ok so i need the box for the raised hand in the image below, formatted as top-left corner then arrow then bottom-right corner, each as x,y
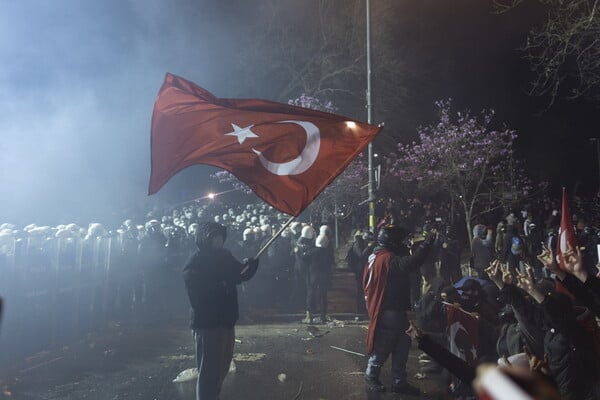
561,245 -> 588,282
485,260 -> 503,288
524,346 -> 551,376
537,245 -> 565,279
517,270 -> 544,303
524,263 -> 535,282
500,263 -> 514,285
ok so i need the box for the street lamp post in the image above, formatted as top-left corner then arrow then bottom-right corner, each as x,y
366,0 -> 376,232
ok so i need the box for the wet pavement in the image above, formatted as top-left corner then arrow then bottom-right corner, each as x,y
0,316 -> 450,400
0,270 -> 451,400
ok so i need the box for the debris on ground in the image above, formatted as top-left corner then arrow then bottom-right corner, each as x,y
326,319 -> 344,328
305,326 -> 330,338
232,353 -> 266,362
414,372 -> 427,380
229,360 -> 236,373
329,346 -> 365,357
172,368 -> 198,383
234,338 -> 242,344
277,373 -> 286,383
160,354 -> 194,362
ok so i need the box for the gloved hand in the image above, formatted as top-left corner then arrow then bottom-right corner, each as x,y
423,230 -> 438,246
245,257 -> 259,269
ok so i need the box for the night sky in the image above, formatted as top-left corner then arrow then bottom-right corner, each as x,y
1,0 -> 598,226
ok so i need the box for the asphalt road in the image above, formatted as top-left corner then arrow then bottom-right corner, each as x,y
0,268 -> 452,400
0,316 -> 451,400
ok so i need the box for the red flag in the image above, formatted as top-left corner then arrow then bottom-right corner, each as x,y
556,188 -> 578,271
149,73 -> 382,216
445,304 -> 479,367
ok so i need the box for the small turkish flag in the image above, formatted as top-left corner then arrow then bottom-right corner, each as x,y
446,304 -> 479,367
556,188 -> 578,271
149,73 -> 382,216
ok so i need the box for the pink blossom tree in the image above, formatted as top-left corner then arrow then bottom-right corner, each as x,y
388,100 -> 537,243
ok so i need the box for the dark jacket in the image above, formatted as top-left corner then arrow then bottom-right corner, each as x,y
307,246 -> 334,281
497,284 -> 547,359
540,294 -> 598,400
379,243 -> 431,312
183,246 -> 257,329
558,274 -> 600,318
294,237 -> 314,272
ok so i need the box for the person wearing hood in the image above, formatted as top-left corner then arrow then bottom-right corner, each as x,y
471,224 -> 493,278
362,224 -> 435,394
182,222 -> 259,400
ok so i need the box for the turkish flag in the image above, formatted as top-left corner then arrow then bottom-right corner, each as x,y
445,304 -> 479,367
556,188 -> 578,271
445,304 -> 479,394
149,73 -> 382,216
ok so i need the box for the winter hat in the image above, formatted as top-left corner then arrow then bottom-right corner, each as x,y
472,224 -> 486,238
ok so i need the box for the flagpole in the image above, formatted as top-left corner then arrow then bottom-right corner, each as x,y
240,215 -> 295,275
366,0 -> 376,233
254,214 -> 295,259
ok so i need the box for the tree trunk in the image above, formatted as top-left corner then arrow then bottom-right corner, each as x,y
463,202 -> 473,251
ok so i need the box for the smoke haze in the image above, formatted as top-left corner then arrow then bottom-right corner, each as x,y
0,0 -> 252,225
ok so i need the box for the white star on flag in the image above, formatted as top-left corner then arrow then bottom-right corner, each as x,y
225,123 -> 258,144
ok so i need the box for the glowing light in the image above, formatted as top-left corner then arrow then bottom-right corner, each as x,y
207,192 -> 216,199
345,121 -> 357,129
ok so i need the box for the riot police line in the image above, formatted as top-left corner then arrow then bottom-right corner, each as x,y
0,203 -> 307,366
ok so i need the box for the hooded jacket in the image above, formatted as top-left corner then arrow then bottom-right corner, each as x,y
183,245 -> 257,329
471,224 -> 492,271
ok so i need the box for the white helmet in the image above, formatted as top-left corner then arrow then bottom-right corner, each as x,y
290,222 -> 302,234
301,225 -> 316,240
261,224 -> 271,236
316,234 -> 329,248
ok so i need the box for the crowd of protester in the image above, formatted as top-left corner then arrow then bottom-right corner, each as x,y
352,198 -> 600,399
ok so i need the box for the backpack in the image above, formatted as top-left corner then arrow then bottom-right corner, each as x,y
510,235 -> 523,256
